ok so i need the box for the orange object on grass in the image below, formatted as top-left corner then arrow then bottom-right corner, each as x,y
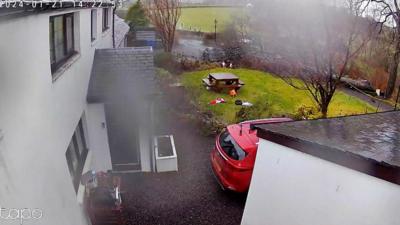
229,89 -> 237,97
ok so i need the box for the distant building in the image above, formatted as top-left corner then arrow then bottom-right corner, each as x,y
243,111 -> 400,225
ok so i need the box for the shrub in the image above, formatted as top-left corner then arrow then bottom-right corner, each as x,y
293,105 -> 320,120
235,99 -> 271,123
154,52 -> 174,67
179,57 -> 220,72
203,32 -> 216,42
239,55 -> 293,76
156,68 -> 173,80
223,46 -> 244,62
197,62 -> 220,71
199,111 -> 227,136
154,52 -> 180,73
240,56 -> 271,72
180,58 -> 201,71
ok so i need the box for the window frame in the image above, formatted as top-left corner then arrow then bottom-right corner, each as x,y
66,119 -> 89,193
91,9 -> 97,41
49,13 -> 76,74
102,8 -> 109,32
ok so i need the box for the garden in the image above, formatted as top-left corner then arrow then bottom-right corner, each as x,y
181,68 -> 376,124
126,0 -> 383,129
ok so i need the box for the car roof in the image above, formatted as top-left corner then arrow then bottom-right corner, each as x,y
227,118 -> 294,153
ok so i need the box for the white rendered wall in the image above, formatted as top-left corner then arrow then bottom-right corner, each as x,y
0,8 -> 113,225
242,139 -> 400,225
139,123 -> 152,172
85,103 -> 112,172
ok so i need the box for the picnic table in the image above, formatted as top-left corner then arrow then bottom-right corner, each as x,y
202,73 -> 245,93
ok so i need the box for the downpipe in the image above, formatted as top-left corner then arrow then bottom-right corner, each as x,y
112,6 -> 115,48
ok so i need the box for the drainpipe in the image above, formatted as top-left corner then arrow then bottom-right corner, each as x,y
112,6 -> 116,48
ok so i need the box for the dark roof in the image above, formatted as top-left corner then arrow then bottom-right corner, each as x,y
209,73 -> 239,80
114,15 -> 130,48
87,47 -> 156,104
255,111 -> 400,185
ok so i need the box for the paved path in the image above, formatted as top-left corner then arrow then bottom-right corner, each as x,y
340,88 -> 394,112
120,86 -> 246,225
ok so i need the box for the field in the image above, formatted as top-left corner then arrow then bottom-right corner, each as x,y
179,7 -> 241,33
181,68 -> 376,124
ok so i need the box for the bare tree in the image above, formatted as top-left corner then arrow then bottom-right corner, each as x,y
144,0 -> 181,52
361,0 -> 400,98
253,0 -> 373,118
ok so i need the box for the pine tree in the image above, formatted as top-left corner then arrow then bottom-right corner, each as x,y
125,0 -> 149,27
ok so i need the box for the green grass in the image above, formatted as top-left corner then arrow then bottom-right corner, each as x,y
179,7 -> 241,32
181,68 -> 377,124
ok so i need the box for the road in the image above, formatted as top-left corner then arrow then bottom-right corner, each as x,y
340,88 -> 394,112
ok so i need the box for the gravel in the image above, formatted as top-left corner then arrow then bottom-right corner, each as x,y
120,87 -> 246,225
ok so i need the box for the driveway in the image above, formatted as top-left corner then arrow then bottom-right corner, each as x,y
120,86 -> 246,225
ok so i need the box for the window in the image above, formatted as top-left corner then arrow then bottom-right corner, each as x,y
91,9 -> 97,41
66,119 -> 88,192
219,131 -> 246,161
102,8 -> 109,32
49,13 -> 76,74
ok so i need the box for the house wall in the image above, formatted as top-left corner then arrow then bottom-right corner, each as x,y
139,123 -> 152,172
0,7 -> 113,225
242,139 -> 400,225
85,103 -> 112,172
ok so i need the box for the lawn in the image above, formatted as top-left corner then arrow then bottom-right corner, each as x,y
181,68 -> 377,124
179,7 -> 241,32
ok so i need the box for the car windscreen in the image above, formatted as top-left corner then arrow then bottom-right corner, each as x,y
219,131 -> 246,161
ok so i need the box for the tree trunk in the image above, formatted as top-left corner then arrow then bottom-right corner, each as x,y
318,88 -> 332,119
386,34 -> 400,98
162,31 -> 174,52
320,103 -> 328,119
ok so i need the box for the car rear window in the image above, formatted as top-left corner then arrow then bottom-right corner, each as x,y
219,131 -> 246,161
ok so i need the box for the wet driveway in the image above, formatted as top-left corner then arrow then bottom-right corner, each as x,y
120,86 -> 246,225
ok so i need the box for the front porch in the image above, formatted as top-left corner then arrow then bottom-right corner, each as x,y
87,47 -> 156,172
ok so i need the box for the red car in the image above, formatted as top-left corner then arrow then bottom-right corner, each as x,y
210,118 -> 293,192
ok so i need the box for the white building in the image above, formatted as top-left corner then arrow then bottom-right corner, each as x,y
0,2 -> 153,225
242,111 -> 400,225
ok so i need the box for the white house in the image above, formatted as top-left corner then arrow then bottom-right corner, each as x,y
0,2 -> 154,225
242,111 -> 400,225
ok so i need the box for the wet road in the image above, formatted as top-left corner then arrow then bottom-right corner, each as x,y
173,35 -> 214,59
